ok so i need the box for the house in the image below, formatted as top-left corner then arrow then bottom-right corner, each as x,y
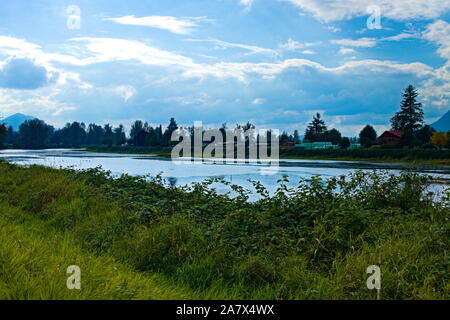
281,141 -> 295,147
379,131 -> 404,145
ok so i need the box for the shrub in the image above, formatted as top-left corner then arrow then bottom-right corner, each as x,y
0,160 -> 448,299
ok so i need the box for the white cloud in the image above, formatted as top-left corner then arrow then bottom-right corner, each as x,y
187,38 -> 278,56
423,20 -> 450,59
0,36 -> 41,57
0,35 -> 440,104
279,39 -> 302,51
301,50 -> 315,55
252,98 -> 265,105
420,20 -> 450,108
240,0 -> 255,9
284,0 -> 450,22
70,37 -> 196,68
70,37 -> 433,81
331,32 -> 419,52
327,26 -> 341,33
0,35 -> 437,86
105,15 -> 212,35
432,99 -> 449,107
183,58 -> 433,83
146,93 -> 212,106
331,38 -> 377,48
382,33 -> 419,41
278,39 -> 320,51
282,110 -> 301,116
0,35 -> 90,89
339,47 -> 356,55
113,85 -> 136,101
0,87 -> 76,117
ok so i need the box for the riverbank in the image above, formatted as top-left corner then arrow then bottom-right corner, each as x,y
0,160 -> 447,299
84,146 -> 450,166
280,155 -> 450,166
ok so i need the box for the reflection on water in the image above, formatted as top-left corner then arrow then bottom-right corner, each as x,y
1,149 -> 449,199
167,177 -> 178,188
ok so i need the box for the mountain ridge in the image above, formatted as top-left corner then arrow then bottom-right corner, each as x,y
0,113 -> 36,131
431,110 -> 450,132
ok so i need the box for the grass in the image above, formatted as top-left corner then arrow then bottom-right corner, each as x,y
279,148 -> 450,166
0,160 -> 448,300
0,211 -> 189,300
279,154 -> 450,166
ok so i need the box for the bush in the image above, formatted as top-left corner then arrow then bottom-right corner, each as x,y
0,160 -> 448,299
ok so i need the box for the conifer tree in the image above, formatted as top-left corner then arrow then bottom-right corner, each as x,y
305,113 -> 327,142
391,85 -> 424,132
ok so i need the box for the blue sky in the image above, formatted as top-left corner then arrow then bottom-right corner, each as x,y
0,0 -> 449,136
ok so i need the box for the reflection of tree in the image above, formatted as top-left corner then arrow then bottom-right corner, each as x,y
167,177 -> 178,188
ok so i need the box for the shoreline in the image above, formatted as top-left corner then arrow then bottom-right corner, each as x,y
2,146 -> 449,169
82,147 -> 450,167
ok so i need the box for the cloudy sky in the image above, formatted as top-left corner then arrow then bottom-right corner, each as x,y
0,0 -> 449,136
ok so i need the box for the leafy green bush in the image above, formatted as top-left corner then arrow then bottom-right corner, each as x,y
0,160 -> 448,299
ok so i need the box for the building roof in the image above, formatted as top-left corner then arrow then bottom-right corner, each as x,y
380,130 -> 404,138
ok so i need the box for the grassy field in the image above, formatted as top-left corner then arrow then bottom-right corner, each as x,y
0,160 -> 448,300
0,215 -> 189,300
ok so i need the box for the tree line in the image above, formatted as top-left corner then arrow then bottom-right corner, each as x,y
0,85 -> 448,150
293,85 -> 448,149
360,85 -> 449,149
0,118 -> 180,150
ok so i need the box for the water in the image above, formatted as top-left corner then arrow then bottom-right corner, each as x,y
1,149 -> 449,199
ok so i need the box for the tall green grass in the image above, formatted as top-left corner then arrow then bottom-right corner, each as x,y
0,160 -> 448,300
0,212 -> 189,300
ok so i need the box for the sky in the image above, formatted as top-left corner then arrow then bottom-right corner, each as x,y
0,0 -> 449,136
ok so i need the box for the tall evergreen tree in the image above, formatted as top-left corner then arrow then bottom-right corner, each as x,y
163,118 -> 179,146
391,85 -> 424,132
305,113 -> 327,142
103,124 -> 114,147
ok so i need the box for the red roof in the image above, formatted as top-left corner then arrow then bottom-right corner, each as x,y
381,131 -> 404,138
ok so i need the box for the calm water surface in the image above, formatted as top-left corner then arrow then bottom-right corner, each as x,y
1,149 -> 449,199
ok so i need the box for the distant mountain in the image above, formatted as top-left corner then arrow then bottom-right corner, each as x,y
431,110 -> 450,132
0,113 -> 35,131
